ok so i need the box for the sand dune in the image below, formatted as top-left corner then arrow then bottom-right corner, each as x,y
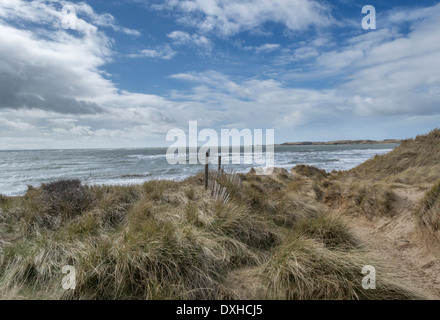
0,130 -> 439,299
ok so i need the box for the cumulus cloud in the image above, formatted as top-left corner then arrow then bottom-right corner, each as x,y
0,0 -> 140,36
1,0 -> 439,149
0,17 -> 112,114
0,0 -> 183,148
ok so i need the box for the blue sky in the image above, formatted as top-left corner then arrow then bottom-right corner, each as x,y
0,0 -> 439,149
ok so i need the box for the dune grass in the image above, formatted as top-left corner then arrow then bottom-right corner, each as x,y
417,179 -> 440,239
260,232 -> 419,300
0,168 -> 423,300
348,128 -> 440,184
304,129 -> 440,219
5,128 -> 440,299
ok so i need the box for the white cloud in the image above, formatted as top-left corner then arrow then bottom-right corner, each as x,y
0,0 -> 182,148
169,4 -> 440,128
167,30 -> 213,53
155,0 -> 333,36
170,70 -> 339,130
255,43 -> 280,53
128,44 -> 177,59
0,0 -> 140,36
0,14 -> 113,114
275,46 -> 319,64
268,3 -> 440,118
320,6 -> 440,116
0,117 -> 36,131
74,2 -> 141,36
1,0 -> 440,149
233,41 -> 281,54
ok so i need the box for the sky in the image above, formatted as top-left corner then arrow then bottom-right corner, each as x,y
0,0 -> 439,149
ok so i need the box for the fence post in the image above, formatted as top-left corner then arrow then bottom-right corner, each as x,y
218,155 -> 221,172
205,151 -> 209,190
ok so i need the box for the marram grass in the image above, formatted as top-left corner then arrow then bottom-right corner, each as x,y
0,155 -> 430,299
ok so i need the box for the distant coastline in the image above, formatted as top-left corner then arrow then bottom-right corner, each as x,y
278,139 -> 402,146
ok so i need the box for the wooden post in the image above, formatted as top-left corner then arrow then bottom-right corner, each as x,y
205,151 -> 209,190
218,155 -> 221,172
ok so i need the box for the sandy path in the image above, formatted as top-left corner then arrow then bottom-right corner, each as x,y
333,187 -> 440,299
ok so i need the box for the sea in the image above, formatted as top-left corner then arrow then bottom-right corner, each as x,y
0,144 -> 398,196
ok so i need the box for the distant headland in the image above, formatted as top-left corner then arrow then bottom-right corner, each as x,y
278,139 -> 402,146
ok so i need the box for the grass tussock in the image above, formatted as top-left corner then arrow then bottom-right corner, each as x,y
334,182 -> 395,219
0,170 -> 424,300
293,215 -> 360,250
417,179 -> 440,239
41,180 -> 95,218
293,165 -> 328,180
261,233 -> 420,300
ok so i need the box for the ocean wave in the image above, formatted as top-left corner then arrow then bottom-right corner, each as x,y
0,146 -> 396,196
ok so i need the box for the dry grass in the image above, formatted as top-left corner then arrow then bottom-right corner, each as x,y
348,128 -> 440,184
310,129 -> 440,219
292,165 -> 328,180
261,233 -> 420,300
0,150 -> 431,299
417,179 -> 440,239
332,181 -> 395,219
